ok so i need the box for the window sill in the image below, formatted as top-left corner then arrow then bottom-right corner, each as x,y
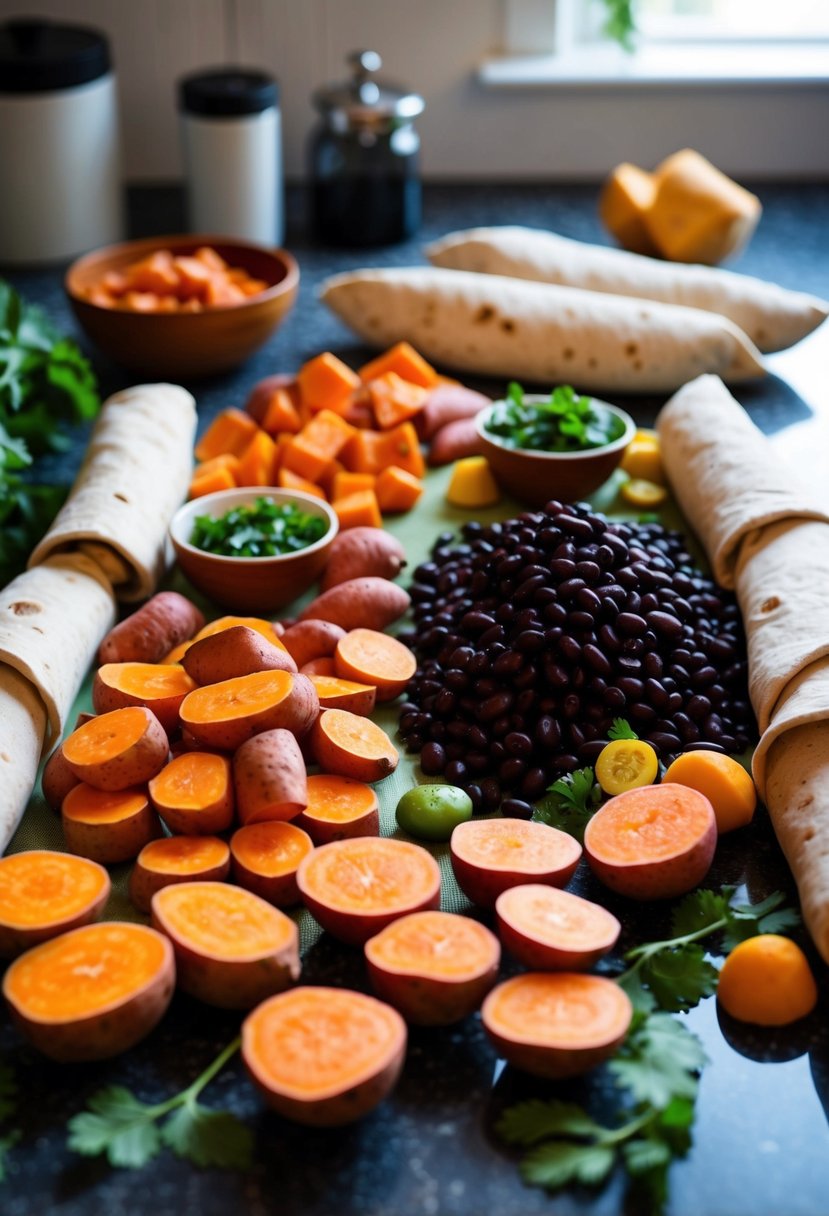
479,43 -> 829,89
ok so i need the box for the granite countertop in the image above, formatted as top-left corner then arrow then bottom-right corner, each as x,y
2,182 -> 829,1216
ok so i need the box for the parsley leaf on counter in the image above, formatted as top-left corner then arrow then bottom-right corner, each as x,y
68,1036 -> 252,1172
533,767 -> 601,842
608,718 -> 638,741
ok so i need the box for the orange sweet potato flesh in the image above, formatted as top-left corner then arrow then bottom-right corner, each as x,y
334,489 -> 382,530
179,670 -> 319,751
129,836 -> 231,914
374,467 -> 423,514
320,528 -> 406,591
334,629 -> 416,702
278,467 -> 326,498
0,851 -> 111,958
481,972 -> 633,1079
310,708 -> 398,784
365,910 -> 500,1026
233,728 -> 308,825
196,408 -> 259,462
149,752 -> 235,835
182,625 -> 297,685
295,774 -> 379,844
297,837 -> 440,945
358,342 -> 438,389
151,880 -> 300,1009
62,706 -> 169,791
236,429 -> 278,487
2,922 -> 175,1061
242,986 -> 407,1126
450,818 -> 582,908
62,784 -> 162,864
98,592 -> 205,665
298,577 -> 410,632
193,616 -> 288,651
245,373 -> 296,425
297,352 -> 361,411
495,885 -> 621,971
92,663 -> 197,734
308,674 -> 376,717
368,372 -> 428,430
230,821 -> 314,906
280,620 -> 347,669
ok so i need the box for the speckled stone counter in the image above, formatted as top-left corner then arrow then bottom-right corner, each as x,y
2,182 -> 829,1216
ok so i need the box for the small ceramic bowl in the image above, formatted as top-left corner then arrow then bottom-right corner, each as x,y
476,397 -> 636,507
65,234 -> 299,379
170,488 -> 338,614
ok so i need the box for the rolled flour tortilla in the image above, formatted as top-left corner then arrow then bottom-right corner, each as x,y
29,383 -> 197,601
0,554 -> 116,851
321,267 -> 765,395
427,226 -> 828,354
656,375 -> 829,589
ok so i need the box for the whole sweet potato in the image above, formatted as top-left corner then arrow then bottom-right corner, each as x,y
298,578 -> 410,632
416,385 -> 491,441
281,620 -> 347,669
183,625 -> 297,686
320,528 -> 406,592
233,728 -> 308,825
98,592 -> 205,665
427,417 -> 484,467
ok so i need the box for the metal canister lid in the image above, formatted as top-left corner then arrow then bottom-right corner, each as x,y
0,18 -> 111,93
179,68 -> 279,118
313,51 -> 424,128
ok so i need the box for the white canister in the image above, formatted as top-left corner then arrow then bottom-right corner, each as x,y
0,18 -> 122,265
179,68 -> 283,247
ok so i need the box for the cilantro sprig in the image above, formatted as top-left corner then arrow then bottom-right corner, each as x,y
485,382 -> 626,453
67,1036 -> 252,1171
190,496 -> 327,558
533,767 -> 601,842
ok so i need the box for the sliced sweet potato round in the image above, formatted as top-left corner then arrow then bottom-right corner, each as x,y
334,629 -> 416,702
148,752 -> 234,834
151,880 -> 300,1009
297,837 -> 441,945
365,910 -> 500,1025
242,986 -> 406,1126
307,674 -> 377,717
450,819 -> 583,908
481,972 -> 633,1079
2,922 -> 175,1061
92,663 -> 197,734
230,821 -> 314,906
295,774 -> 380,844
495,884 -> 621,971
179,670 -> 319,751
310,709 -> 398,783
62,784 -> 162,864
62,706 -> 169,791
129,835 -> 231,913
0,851 -> 111,958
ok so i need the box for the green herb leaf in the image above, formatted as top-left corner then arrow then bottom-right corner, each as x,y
608,717 -> 638,741
670,888 -> 731,939
609,1014 -> 706,1110
533,767 -> 601,841
160,1102 -> 253,1170
190,496 -> 327,558
639,945 -> 719,1014
484,383 -> 625,453
521,1141 -> 617,1190
68,1087 -> 162,1169
622,1136 -> 672,1176
497,1100 -> 603,1146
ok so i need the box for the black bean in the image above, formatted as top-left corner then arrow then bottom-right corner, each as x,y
479,779 -> 502,810
500,757 -> 527,784
444,759 -> 468,785
465,752 -> 490,775
493,650 -> 523,678
505,731 -> 533,757
479,691 -> 513,721
560,635 -> 582,663
605,686 -> 626,710
687,694 -> 711,722
535,716 -> 562,749
559,514 -> 594,541
598,624 -> 621,652
420,742 -> 447,775
648,731 -> 682,755
692,665 -> 718,689
558,577 -> 586,600
629,702 -> 656,723
648,611 -> 683,639
617,676 -> 644,698
461,611 -> 496,635
521,767 -> 548,800
579,739 -> 608,764
617,612 -> 647,637
577,587 -> 602,614
405,732 -> 424,752
550,752 -> 579,772
584,644 -> 611,676
491,716 -> 511,739
501,798 -> 534,820
563,694 -> 581,719
514,608 -> 540,630
576,560 -> 601,582
643,653 -> 664,678
516,629 -> 545,653
683,740 -> 726,755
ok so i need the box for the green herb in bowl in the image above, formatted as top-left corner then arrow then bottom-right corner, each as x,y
190,496 -> 327,558
485,382 -> 627,453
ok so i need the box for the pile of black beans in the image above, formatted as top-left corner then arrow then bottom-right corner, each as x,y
397,499 -> 756,818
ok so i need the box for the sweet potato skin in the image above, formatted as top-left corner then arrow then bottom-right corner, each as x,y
320,528 -> 406,592
298,577 -> 410,632
182,625 -> 297,685
2,924 -> 175,1062
98,592 -> 205,665
179,672 -> 320,751
449,820 -> 582,908
62,786 -> 163,864
63,708 -> 170,791
129,839 -> 231,913
416,384 -> 491,441
233,729 -> 308,825
427,417 -> 484,467
41,746 -> 81,812
280,620 -> 347,669
92,664 -> 196,735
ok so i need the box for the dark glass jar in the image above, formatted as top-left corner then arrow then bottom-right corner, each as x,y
310,50 -> 424,247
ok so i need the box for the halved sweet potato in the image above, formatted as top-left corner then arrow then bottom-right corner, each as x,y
365,910 -> 500,1025
2,922 -> 175,1061
92,663 -> 197,734
295,773 -> 380,844
148,752 -> 234,835
0,851 -> 110,958
297,837 -> 441,945
62,706 -> 169,791
151,881 -> 300,1008
334,629 -> 416,702
179,670 -> 319,751
308,674 -> 376,716
182,625 -> 297,685
481,972 -> 633,1079
192,615 -> 288,650
242,986 -> 406,1126
495,885 -> 621,971
62,784 -> 162,864
310,709 -> 398,783
450,819 -> 582,908
129,835 -> 231,913
233,728 -> 307,825
230,821 -> 314,906
42,746 -> 81,812
280,620 -> 347,669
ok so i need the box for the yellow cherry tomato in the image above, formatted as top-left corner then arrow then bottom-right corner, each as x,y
621,478 -> 668,508
595,739 -> 659,795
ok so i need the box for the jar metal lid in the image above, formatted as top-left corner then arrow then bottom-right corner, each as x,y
313,50 -> 424,128
0,18 -> 111,93
179,67 -> 279,117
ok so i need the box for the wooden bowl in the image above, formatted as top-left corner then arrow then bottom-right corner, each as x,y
65,235 -> 299,379
170,488 -> 338,614
476,398 -> 636,507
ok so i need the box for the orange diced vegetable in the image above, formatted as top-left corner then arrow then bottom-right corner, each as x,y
332,471 -> 376,501
358,342 -> 438,389
368,372 -> 428,430
300,409 -> 357,460
281,434 -> 334,484
375,466 -> 423,513
195,408 -> 260,462
297,352 -> 361,411
278,468 -> 326,499
235,429 -> 278,487
334,490 -> 382,530
260,389 -> 302,436
189,465 -> 237,498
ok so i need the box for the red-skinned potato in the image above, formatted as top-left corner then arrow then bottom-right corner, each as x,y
583,783 -> 717,900
482,972 -> 633,1079
495,885 -> 621,971
182,625 -> 297,685
450,818 -> 582,908
0,851 -> 111,958
92,663 -> 197,735
365,910 -> 500,1025
98,592 -> 205,665
2,922 -> 175,1061
242,986 -> 406,1126
280,620 -> 347,669
244,373 -> 295,424
320,528 -> 406,592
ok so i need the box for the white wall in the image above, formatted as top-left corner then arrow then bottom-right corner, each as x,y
2,0 -> 828,180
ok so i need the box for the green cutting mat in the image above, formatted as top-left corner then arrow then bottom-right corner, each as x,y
8,465 -> 684,955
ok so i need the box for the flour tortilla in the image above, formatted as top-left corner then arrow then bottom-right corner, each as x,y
427,226 -> 828,354
29,383 -> 197,601
656,375 -> 829,588
320,267 -> 765,395
0,666 -> 47,853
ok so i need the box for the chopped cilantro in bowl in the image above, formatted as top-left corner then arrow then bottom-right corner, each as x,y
484,382 -> 628,453
189,496 -> 328,558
